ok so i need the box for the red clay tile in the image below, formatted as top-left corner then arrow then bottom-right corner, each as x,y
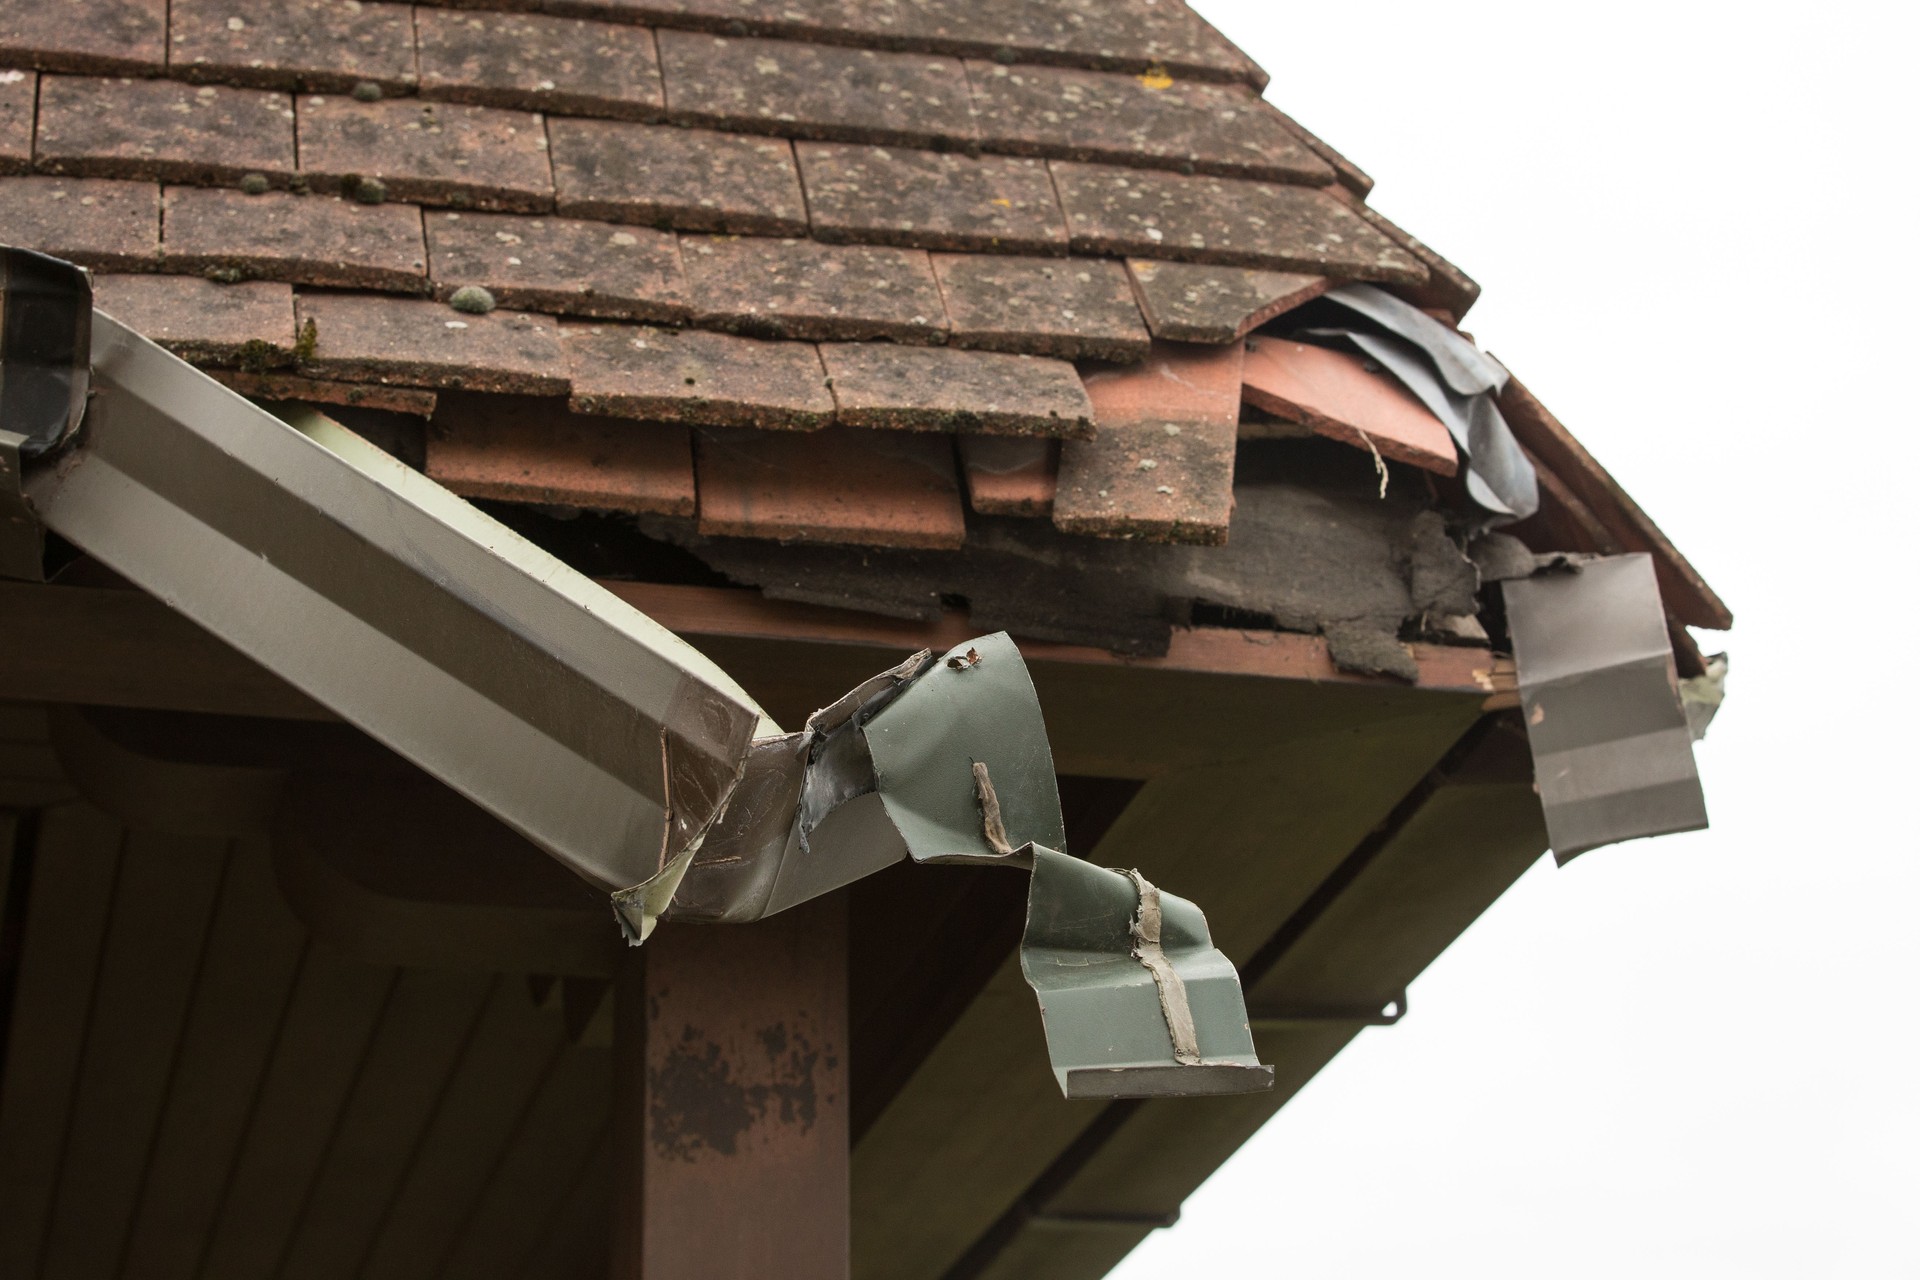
163,187 -> 428,291
1242,336 -> 1459,476
658,32 -> 972,148
0,69 -> 31,174
1126,259 -> 1328,344
933,254 -> 1148,361
210,369 -> 439,416
1054,341 -> 1243,544
0,0 -> 164,75
295,292 -> 570,394
959,435 -> 1055,517
169,0 -> 420,93
1050,162 -> 1428,284
0,176 -> 159,269
549,119 -> 805,234
821,343 -> 1093,437
694,423 -> 966,549
92,274 -> 297,365
36,77 -> 297,185
298,96 -> 555,213
798,142 -> 1066,254
967,62 -> 1330,184
425,210 -> 687,321
417,9 -> 664,120
681,235 -> 946,343
426,392 -> 695,515
565,323 -> 833,429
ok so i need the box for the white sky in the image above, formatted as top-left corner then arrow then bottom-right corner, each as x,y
1112,3 -> 1920,1275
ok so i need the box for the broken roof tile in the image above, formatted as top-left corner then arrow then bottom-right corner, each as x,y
91,274 -> 297,365
694,424 -> 966,549
162,187 -> 428,291
933,253 -> 1148,362
36,77 -> 297,186
417,9 -> 665,120
657,31 -> 974,148
426,392 -> 695,516
798,143 -> 1066,254
298,96 -> 555,213
295,292 -> 570,394
565,323 -> 834,429
1126,259 -> 1328,343
550,119 -> 806,234
966,62 -> 1331,184
1050,161 -> 1428,284
209,368 -> 439,416
0,0 -> 164,75
959,435 -> 1056,517
0,69 -> 32,174
821,343 -> 1093,437
1242,336 -> 1459,476
0,176 -> 159,270
169,0 -> 420,94
425,210 -> 688,322
681,235 -> 946,343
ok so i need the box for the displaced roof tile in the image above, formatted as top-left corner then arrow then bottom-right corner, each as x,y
91,274 -> 297,365
425,210 -> 688,322
0,69 -> 32,174
565,323 -> 833,428
694,424 -> 966,549
0,176 -> 159,269
162,187 -> 428,291
295,292 -> 570,395
549,118 -> 806,234
426,392 -> 695,516
1126,259 -> 1328,343
417,9 -> 665,120
36,77 -> 297,185
798,142 -> 1066,254
209,369 -> 439,416
1242,336 -> 1459,476
933,253 -> 1148,361
1347,199 -> 1481,319
169,0 -> 420,93
0,0 -> 164,75
681,235 -> 946,343
298,96 -> 556,213
821,343 -> 1093,437
958,435 -> 1055,517
966,62 -> 1331,184
657,31 -> 973,148
1050,161 -> 1428,284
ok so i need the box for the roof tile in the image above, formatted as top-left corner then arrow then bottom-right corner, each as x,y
1050,161 -> 1428,283
209,369 -> 439,416
0,0 -> 164,75
565,323 -> 834,428
295,292 -> 570,394
36,77 -> 297,185
162,187 -> 428,291
297,96 -> 555,212
958,435 -> 1055,517
933,253 -> 1148,361
426,392 -> 695,516
425,210 -> 688,321
966,62 -> 1330,184
1126,259 -> 1328,343
694,423 -> 966,549
657,31 -> 973,148
91,274 -> 297,365
681,235 -> 946,343
1242,336 -> 1459,475
0,176 -> 159,269
0,69 -> 31,174
417,9 -> 665,120
798,142 -> 1066,253
821,343 -> 1093,437
169,0 -> 420,93
549,118 -> 806,234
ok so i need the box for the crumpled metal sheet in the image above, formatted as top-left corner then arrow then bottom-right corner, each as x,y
1503,554 -> 1709,862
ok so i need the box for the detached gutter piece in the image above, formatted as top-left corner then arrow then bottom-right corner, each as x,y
1502,553 -> 1709,862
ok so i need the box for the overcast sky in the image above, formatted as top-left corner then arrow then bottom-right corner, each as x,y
1112,3 -> 1918,1276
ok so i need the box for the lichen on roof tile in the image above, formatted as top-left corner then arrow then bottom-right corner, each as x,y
565,323 -> 834,429
681,235 -> 948,343
550,119 -> 807,234
799,142 -> 1068,253
934,253 -> 1148,362
0,69 -> 33,174
163,187 -> 429,291
1127,259 -> 1329,343
0,175 -> 159,270
169,0 -> 420,93
821,343 -> 1094,437
426,211 -> 688,322
417,8 -> 666,120
0,0 -> 164,75
297,96 -> 556,213
36,76 -> 297,186
91,274 -> 297,365
294,292 -> 570,395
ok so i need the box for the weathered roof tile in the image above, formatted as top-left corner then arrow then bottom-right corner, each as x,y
162,187 -> 428,291
1243,336 -> 1459,476
934,253 -> 1148,361
36,77 -> 297,185
91,274 -> 297,365
0,176 -> 160,269
169,0 -> 420,93
821,343 -> 1093,436
799,142 -> 1067,253
1127,259 -> 1328,343
682,235 -> 947,342
209,369 -> 439,416
417,9 -> 665,120
426,211 -> 687,321
298,96 -> 555,212
958,435 -> 1055,517
295,292 -> 570,394
0,69 -> 32,174
565,323 -> 834,428
549,119 -> 806,234
695,424 -> 966,549
426,392 -> 695,516
0,0 -> 164,75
